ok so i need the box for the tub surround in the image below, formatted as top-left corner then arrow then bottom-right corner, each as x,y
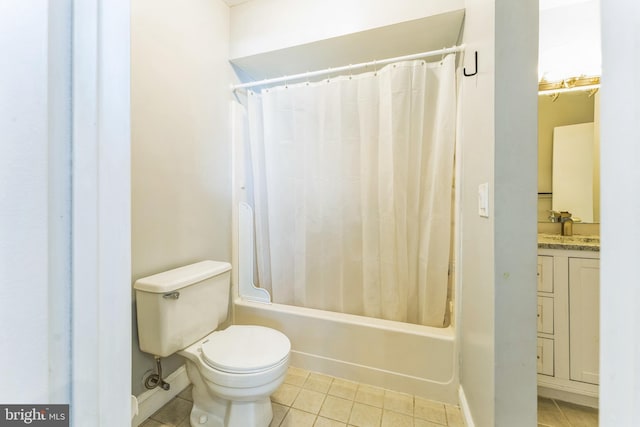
538,233 -> 600,252
233,299 -> 457,404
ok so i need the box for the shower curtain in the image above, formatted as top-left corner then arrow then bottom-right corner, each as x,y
245,55 -> 457,327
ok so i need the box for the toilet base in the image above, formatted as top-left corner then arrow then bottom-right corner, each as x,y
189,398 -> 273,427
184,359 -> 275,427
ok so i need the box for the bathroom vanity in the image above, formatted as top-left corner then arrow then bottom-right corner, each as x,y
537,234 -> 600,408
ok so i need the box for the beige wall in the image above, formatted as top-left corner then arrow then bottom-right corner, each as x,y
131,0 -> 231,396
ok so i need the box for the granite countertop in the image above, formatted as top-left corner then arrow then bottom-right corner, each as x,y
538,233 -> 600,252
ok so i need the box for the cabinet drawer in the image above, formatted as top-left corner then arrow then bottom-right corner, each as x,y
537,256 -> 554,293
537,337 -> 554,376
537,296 -> 554,334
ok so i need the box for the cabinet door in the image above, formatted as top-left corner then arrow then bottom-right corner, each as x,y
569,257 -> 600,385
537,256 -> 554,293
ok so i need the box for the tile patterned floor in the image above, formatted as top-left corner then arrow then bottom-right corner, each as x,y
538,397 -> 598,427
140,367 -> 598,427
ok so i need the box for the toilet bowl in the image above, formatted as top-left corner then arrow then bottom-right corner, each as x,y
133,261 -> 291,427
179,325 -> 290,427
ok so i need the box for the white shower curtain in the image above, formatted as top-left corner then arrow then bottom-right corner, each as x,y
246,55 -> 457,327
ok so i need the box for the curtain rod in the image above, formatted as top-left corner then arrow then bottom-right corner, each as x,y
231,44 -> 466,91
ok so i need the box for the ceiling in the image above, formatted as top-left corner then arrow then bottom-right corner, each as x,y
223,0 -> 252,6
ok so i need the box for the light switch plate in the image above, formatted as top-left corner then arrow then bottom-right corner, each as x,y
478,182 -> 489,218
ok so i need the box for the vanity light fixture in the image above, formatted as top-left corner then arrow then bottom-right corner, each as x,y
538,76 -> 600,97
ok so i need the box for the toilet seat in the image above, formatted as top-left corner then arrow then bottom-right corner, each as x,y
201,325 -> 290,374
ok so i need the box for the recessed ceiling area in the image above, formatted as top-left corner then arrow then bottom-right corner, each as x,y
230,10 -> 465,83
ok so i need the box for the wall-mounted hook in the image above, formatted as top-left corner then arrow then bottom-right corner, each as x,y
463,51 -> 478,77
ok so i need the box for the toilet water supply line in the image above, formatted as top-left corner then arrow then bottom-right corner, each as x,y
231,44 -> 467,91
145,356 -> 171,391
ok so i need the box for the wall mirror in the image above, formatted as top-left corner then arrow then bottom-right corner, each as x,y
538,88 -> 600,223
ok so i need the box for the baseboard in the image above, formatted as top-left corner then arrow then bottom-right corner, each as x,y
131,365 -> 191,427
537,385 -> 599,409
458,385 -> 475,427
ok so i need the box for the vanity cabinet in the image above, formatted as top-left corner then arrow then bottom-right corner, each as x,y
568,258 -> 600,385
537,246 -> 599,407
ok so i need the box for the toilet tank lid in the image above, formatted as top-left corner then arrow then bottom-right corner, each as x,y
133,260 -> 231,293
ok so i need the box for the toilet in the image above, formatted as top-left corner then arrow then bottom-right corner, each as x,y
134,261 -> 290,427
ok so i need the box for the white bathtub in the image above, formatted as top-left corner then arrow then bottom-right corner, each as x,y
233,298 -> 458,404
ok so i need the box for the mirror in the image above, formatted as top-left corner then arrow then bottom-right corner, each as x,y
538,90 -> 600,223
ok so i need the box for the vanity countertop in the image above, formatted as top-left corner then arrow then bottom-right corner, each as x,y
538,233 -> 600,252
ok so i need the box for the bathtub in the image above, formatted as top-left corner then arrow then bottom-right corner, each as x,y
232,298 -> 458,404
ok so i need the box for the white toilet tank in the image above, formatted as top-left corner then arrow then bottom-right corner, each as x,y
134,260 -> 231,357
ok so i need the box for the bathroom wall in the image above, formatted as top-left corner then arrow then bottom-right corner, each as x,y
2,2 -> 132,422
458,0 -> 538,426
229,0 -> 465,60
131,0 -> 232,396
600,1 -> 640,422
0,2 -> 66,403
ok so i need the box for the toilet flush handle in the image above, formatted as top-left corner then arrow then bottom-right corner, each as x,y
163,291 -> 180,300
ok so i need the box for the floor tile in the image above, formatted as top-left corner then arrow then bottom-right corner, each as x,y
537,398 -> 571,427
314,416 -> 348,427
349,402 -> 382,427
280,408 -> 317,427
146,367 -> 606,427
304,372 -> 334,393
414,396 -> 447,425
445,404 -> 465,427
384,389 -> 413,416
150,397 -> 192,425
319,395 -> 353,423
177,385 -> 193,402
292,389 -> 326,414
140,419 -> 172,427
415,418 -> 448,427
288,366 -> 311,377
381,409 -> 413,427
285,367 -> 310,387
328,378 -> 358,400
271,403 -> 289,427
555,400 -> 598,427
272,383 -> 302,406
354,384 -> 384,408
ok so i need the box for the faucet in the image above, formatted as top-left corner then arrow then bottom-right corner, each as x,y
559,211 -> 573,236
548,210 -> 561,223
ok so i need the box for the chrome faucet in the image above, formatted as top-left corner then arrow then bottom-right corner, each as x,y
559,211 -> 573,236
